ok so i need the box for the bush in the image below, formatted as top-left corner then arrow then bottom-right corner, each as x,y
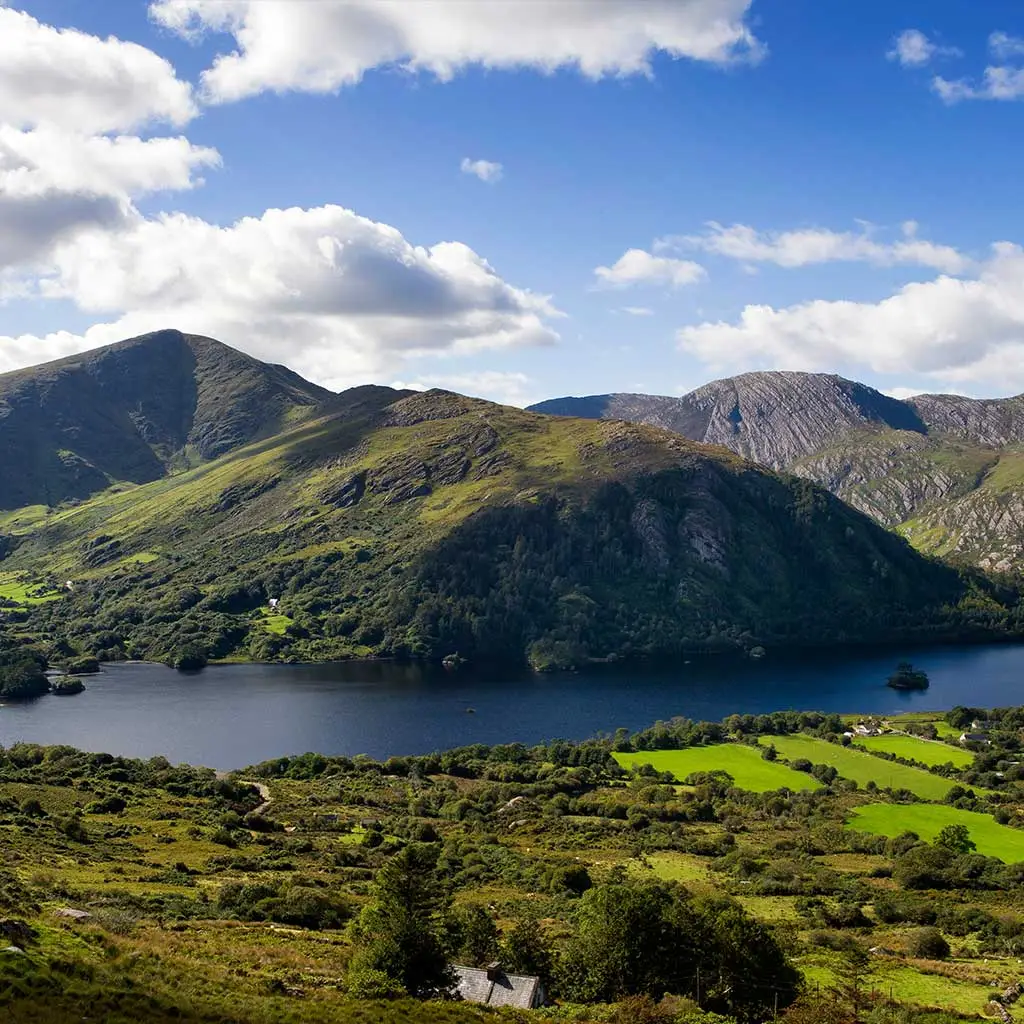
346,967 -> 406,1000
909,927 -> 950,960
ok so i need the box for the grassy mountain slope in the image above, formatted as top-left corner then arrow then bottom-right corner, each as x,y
530,375 -> 1024,572
1,382 -> 1017,669
0,330 -> 330,509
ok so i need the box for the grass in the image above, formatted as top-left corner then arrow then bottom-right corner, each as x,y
847,804 -> 1024,863
798,954 -> 996,1015
762,735 -> 972,801
856,733 -> 975,769
260,614 -> 293,635
613,745 -> 823,793
0,571 -> 63,606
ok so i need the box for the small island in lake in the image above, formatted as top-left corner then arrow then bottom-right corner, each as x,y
887,660 -> 930,690
50,676 -> 85,696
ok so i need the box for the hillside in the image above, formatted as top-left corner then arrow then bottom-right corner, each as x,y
0,330 -> 331,509
0,347 -> 1017,668
530,374 -> 1024,572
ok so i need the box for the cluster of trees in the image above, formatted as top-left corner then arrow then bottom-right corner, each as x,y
347,843 -> 798,1022
0,647 -> 49,699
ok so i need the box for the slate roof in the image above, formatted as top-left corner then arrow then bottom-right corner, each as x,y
453,965 -> 543,1009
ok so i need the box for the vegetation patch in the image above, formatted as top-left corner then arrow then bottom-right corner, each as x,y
848,804 -> 1024,862
0,572 -> 62,606
856,733 -> 974,768
613,745 -> 822,793
762,735 -> 967,800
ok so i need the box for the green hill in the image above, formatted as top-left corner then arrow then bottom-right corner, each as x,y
0,330 -> 330,509
0,339 -> 1017,668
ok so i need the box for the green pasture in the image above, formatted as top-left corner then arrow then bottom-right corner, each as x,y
0,571 -> 62,606
857,733 -> 974,768
847,803 -> 1024,863
613,744 -> 822,793
763,734 -> 968,800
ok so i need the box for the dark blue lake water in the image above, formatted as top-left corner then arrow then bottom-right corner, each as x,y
2,644 -> 1024,769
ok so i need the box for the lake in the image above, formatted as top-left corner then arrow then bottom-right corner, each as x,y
2,643 -> 1024,769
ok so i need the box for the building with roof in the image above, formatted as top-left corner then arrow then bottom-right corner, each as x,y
453,962 -> 544,1009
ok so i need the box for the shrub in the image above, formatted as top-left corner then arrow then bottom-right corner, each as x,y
346,967 -> 405,999
909,927 -> 950,960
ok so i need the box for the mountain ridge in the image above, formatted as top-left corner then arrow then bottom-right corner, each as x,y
0,339 -> 1013,668
530,372 -> 1024,571
0,329 -> 332,509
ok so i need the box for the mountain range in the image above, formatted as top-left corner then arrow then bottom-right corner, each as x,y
2,331 -> 1016,669
530,373 -> 1024,573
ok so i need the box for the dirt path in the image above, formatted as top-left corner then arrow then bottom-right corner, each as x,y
216,773 -> 272,816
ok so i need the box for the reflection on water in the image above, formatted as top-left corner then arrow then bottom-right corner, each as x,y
2,643 -> 1024,769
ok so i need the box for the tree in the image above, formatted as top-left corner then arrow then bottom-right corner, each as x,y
347,844 -> 454,999
829,944 -> 875,1023
448,903 -> 498,966
500,914 -> 555,991
558,883 -> 699,1004
935,823 -> 976,855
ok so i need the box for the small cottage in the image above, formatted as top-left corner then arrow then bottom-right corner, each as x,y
960,732 -> 991,746
454,962 -> 544,1009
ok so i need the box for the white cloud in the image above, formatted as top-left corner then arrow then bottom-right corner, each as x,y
934,66 -> 1024,103
678,221 -> 970,274
0,11 -> 216,274
0,6 -> 196,133
884,387 -> 927,401
989,31 -> 1024,60
887,29 -> 960,68
932,31 -> 1024,103
620,306 -> 654,316
149,0 -> 762,103
460,157 -> 503,183
3,204 -> 560,388
594,249 -> 706,289
676,243 -> 1024,393
391,370 -> 535,407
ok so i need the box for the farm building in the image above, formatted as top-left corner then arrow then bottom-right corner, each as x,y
960,732 -> 991,746
453,962 -> 544,1009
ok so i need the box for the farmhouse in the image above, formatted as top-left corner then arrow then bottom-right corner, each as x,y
453,962 -> 544,1009
853,724 -> 882,737
960,732 -> 991,746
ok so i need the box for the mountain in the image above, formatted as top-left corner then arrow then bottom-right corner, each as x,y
0,341 -> 1016,670
530,373 -> 1024,572
0,329 -> 331,509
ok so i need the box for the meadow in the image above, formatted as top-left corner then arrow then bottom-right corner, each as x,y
612,744 -> 822,793
856,733 -> 974,768
762,734 -> 967,800
847,803 -> 1024,862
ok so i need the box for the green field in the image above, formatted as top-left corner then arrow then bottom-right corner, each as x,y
847,803 -> 1024,862
613,745 -> 822,793
762,734 -> 969,800
857,733 -> 975,768
0,571 -> 62,606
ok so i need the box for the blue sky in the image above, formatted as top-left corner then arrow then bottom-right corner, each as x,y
3,1 -> 1024,405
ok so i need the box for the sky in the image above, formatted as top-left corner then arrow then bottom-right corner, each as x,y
3,1 -> 1024,407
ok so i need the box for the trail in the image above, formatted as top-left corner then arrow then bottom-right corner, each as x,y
216,772 -> 272,815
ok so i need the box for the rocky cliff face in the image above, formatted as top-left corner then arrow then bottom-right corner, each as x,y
0,330 -> 331,509
530,373 -> 1024,571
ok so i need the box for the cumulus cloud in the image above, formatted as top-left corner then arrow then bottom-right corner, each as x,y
676,243 -> 1024,393
460,158 -> 503,183
887,29 -> 960,68
149,0 -> 762,103
4,204 -> 560,388
0,10 -> 216,274
933,30 -> 1024,102
0,6 -> 196,133
678,221 -> 971,274
934,66 -> 1024,103
391,370 -> 535,407
595,249 -> 706,289
989,32 -> 1024,60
